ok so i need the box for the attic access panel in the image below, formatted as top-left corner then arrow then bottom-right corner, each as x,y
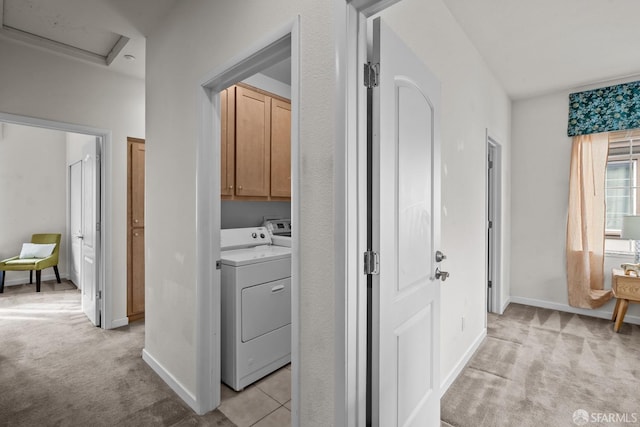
1,0 -> 128,64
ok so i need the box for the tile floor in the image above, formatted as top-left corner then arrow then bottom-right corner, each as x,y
219,364 -> 291,427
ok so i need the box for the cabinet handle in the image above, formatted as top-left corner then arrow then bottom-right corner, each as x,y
134,232 -> 140,237
238,185 -> 243,190
134,219 -> 139,223
229,185 -> 233,189
271,284 -> 285,293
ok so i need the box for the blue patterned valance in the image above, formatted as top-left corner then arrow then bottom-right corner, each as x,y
567,81 -> 640,137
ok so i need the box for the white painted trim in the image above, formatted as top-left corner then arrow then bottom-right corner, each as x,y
509,296 -> 640,326
111,317 -> 129,328
486,134 -> 503,315
194,18 -> 301,420
142,349 -> 198,410
501,296 -> 511,314
0,112 -> 113,329
439,328 -> 486,397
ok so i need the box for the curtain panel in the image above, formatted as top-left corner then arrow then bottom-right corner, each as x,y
566,134 -> 612,309
568,80 -> 640,137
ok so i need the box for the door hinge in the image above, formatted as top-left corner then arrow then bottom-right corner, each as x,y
364,250 -> 379,275
364,62 -> 379,89
488,160 -> 494,169
97,290 -> 102,299
488,220 -> 493,229
488,280 -> 493,289
96,222 -> 101,232
216,260 -> 221,270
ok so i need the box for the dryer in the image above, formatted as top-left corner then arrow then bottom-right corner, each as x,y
220,227 -> 292,391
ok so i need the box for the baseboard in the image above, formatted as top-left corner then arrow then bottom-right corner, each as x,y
110,317 -> 129,329
440,327 -> 486,397
2,272 -> 69,287
501,296 -> 511,314
509,296 -> 640,326
142,349 -> 199,412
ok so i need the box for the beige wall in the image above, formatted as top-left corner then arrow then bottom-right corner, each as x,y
0,123 -> 67,283
0,37 -> 145,325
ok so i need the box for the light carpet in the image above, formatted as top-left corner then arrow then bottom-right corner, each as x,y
441,303 -> 640,427
0,280 -> 234,427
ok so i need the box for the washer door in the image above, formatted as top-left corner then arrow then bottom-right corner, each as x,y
242,278 -> 291,342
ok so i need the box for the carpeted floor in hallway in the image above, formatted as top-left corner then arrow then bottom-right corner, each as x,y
441,303 -> 640,427
0,280 -> 234,427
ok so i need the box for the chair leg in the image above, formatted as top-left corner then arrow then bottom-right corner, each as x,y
53,266 -> 61,283
36,270 -> 41,292
30,270 -> 33,284
0,271 -> 4,293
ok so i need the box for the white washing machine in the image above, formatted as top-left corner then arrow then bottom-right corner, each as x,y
220,227 -> 292,391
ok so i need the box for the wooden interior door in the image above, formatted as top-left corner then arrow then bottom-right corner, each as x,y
234,85 -> 271,197
128,137 -> 145,321
270,98 -> 291,198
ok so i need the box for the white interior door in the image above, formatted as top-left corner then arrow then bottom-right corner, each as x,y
81,138 -> 101,326
69,161 -> 83,288
370,17 -> 443,427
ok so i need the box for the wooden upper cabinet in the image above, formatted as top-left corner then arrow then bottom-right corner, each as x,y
220,84 -> 291,201
131,143 -> 145,227
235,85 -> 271,197
220,88 -> 236,196
270,98 -> 292,198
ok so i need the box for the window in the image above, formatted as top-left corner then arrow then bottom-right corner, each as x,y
605,130 -> 640,236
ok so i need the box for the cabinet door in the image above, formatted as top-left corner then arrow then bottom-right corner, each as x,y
221,88 -> 236,196
235,86 -> 271,197
129,228 -> 145,316
131,143 -> 145,227
270,98 -> 291,198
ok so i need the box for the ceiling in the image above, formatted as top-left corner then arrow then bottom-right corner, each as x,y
0,0 -> 178,79
442,0 -> 640,99
2,0 -> 640,99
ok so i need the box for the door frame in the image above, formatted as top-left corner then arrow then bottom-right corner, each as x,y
194,18 -> 300,417
335,1 -> 409,425
0,111 -> 112,328
68,160 -> 83,288
486,133 -> 503,314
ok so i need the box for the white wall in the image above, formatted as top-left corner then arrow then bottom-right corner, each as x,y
145,0 -> 334,421
0,123 -> 67,284
0,37 -> 145,325
145,0 -> 511,420
512,76 -> 640,320
380,0 -> 512,390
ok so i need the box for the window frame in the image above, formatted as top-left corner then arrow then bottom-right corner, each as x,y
605,130 -> 640,238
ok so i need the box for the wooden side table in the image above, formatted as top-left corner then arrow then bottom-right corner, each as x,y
611,268 -> 640,332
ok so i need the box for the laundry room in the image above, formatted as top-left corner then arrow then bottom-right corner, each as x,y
217,57 -> 294,424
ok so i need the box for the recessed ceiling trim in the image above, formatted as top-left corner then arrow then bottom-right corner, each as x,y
0,25 -> 106,65
106,35 -> 130,66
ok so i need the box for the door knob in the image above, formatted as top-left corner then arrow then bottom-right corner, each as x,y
435,250 -> 446,262
435,268 -> 449,282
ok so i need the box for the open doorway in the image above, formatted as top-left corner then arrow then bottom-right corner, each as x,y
0,113 -> 111,327
194,20 -> 300,419
486,135 -> 502,314
217,61 -> 293,425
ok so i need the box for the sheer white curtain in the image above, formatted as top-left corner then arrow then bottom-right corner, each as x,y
566,133 -> 613,309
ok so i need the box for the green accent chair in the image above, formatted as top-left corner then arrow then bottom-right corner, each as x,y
0,234 -> 62,293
